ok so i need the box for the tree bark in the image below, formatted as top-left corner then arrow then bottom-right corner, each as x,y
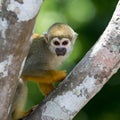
24,1 -> 120,120
0,0 -> 43,120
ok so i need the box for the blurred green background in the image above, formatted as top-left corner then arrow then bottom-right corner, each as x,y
26,0 -> 120,120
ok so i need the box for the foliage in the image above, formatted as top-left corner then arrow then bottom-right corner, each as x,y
26,0 -> 120,120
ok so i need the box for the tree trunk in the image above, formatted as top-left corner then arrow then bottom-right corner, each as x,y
0,0 -> 43,120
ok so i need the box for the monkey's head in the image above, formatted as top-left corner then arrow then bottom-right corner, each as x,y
44,23 -> 77,56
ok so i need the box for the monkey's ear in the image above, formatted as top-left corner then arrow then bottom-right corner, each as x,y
44,32 -> 49,43
72,32 -> 78,44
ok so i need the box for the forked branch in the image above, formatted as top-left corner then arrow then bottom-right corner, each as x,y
24,1 -> 120,120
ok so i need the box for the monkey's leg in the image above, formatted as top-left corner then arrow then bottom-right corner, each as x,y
22,70 -> 67,84
13,83 -> 54,119
12,79 -> 28,120
39,83 -> 54,95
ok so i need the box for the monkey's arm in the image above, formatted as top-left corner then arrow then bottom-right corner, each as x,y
22,70 -> 67,95
22,70 -> 66,84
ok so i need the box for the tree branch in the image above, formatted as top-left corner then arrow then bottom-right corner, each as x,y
0,0 -> 43,120
24,1 -> 120,120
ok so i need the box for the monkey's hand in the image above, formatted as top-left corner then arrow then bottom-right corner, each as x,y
22,70 -> 67,95
33,33 -> 44,40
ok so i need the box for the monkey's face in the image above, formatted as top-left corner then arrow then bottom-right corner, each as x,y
48,37 -> 74,56
44,23 -> 77,56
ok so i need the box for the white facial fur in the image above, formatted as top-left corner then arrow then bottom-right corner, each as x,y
48,37 -> 73,56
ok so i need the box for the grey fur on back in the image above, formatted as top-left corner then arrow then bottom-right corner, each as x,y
22,37 -> 67,76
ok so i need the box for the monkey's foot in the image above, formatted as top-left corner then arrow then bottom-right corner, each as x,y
12,110 -> 30,120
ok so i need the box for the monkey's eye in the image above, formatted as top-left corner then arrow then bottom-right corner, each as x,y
62,41 -> 68,45
53,41 -> 60,46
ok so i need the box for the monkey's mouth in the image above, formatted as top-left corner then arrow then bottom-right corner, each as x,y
55,48 -> 66,56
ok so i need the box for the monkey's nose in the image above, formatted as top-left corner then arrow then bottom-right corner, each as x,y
55,48 -> 66,56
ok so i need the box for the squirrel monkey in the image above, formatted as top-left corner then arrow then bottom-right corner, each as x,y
12,23 -> 77,120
